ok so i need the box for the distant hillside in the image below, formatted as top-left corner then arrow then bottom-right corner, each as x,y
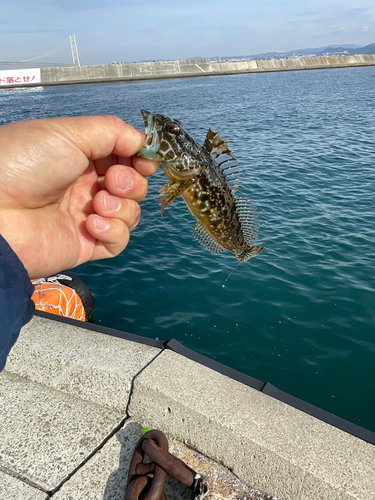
194,43 -> 374,61
318,43 -> 375,55
143,43 -> 374,64
317,46 -> 357,55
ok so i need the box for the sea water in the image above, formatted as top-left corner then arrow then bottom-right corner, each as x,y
1,66 -> 374,432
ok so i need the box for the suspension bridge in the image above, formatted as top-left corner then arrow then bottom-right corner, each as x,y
0,35 -> 80,67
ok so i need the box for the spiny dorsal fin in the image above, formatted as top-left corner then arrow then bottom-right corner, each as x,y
220,163 -> 241,193
192,222 -> 226,253
204,128 -> 241,192
204,128 -> 219,151
235,197 -> 260,245
204,129 -> 234,160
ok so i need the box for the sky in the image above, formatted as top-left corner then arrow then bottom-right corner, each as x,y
1,0 -> 375,66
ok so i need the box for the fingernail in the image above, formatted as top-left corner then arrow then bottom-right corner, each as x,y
94,215 -> 108,231
104,193 -> 121,212
115,168 -> 133,191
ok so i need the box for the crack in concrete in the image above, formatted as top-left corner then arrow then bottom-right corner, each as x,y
46,347 -> 166,497
46,416 -> 128,497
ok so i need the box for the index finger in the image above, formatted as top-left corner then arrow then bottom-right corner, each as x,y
45,115 -> 145,159
47,115 -> 160,176
91,151 -> 159,177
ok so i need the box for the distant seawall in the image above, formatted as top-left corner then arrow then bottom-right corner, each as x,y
2,54 -> 375,88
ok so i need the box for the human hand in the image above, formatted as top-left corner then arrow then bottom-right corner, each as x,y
0,115 -> 159,278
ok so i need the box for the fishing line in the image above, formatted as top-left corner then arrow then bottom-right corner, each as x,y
221,262 -> 240,288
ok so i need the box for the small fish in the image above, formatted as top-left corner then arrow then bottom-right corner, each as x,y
138,110 -> 265,262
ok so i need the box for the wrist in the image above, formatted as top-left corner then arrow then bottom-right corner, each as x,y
0,233 -> 34,296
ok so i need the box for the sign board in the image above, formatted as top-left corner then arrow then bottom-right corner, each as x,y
0,68 -> 41,87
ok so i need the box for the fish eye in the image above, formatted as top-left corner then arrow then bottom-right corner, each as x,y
165,122 -> 180,136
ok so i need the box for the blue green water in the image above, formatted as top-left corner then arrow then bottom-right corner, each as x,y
1,66 -> 375,433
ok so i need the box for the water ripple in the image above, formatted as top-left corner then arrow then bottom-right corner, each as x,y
2,66 -> 375,432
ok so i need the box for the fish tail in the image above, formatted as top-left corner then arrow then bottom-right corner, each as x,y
236,245 -> 265,263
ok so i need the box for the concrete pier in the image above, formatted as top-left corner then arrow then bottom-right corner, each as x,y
1,312 -> 374,499
1,54 -> 375,89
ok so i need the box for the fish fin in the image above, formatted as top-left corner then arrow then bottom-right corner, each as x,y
158,179 -> 193,215
220,161 -> 242,193
235,197 -> 260,245
192,222 -> 226,253
204,129 -> 241,191
236,245 -> 265,263
204,128 -> 219,151
204,129 -> 235,160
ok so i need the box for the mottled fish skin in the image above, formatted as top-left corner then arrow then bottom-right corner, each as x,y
138,110 -> 265,262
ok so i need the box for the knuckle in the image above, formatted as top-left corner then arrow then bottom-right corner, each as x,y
133,201 -> 141,222
126,199 -> 141,222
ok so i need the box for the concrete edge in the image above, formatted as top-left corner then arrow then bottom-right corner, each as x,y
34,310 -> 165,348
165,339 -> 375,446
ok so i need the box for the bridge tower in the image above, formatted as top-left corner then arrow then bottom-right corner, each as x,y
69,35 -> 81,66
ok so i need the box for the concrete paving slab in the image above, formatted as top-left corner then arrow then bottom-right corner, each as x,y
0,470 -> 48,500
52,420 -> 191,500
5,315 -> 161,411
128,350 -> 375,500
52,419 -> 272,500
0,371 -> 124,492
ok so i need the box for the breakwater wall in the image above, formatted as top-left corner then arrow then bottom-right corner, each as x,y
2,54 -> 375,88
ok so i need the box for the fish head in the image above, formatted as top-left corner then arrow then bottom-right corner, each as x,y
138,110 -> 207,181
